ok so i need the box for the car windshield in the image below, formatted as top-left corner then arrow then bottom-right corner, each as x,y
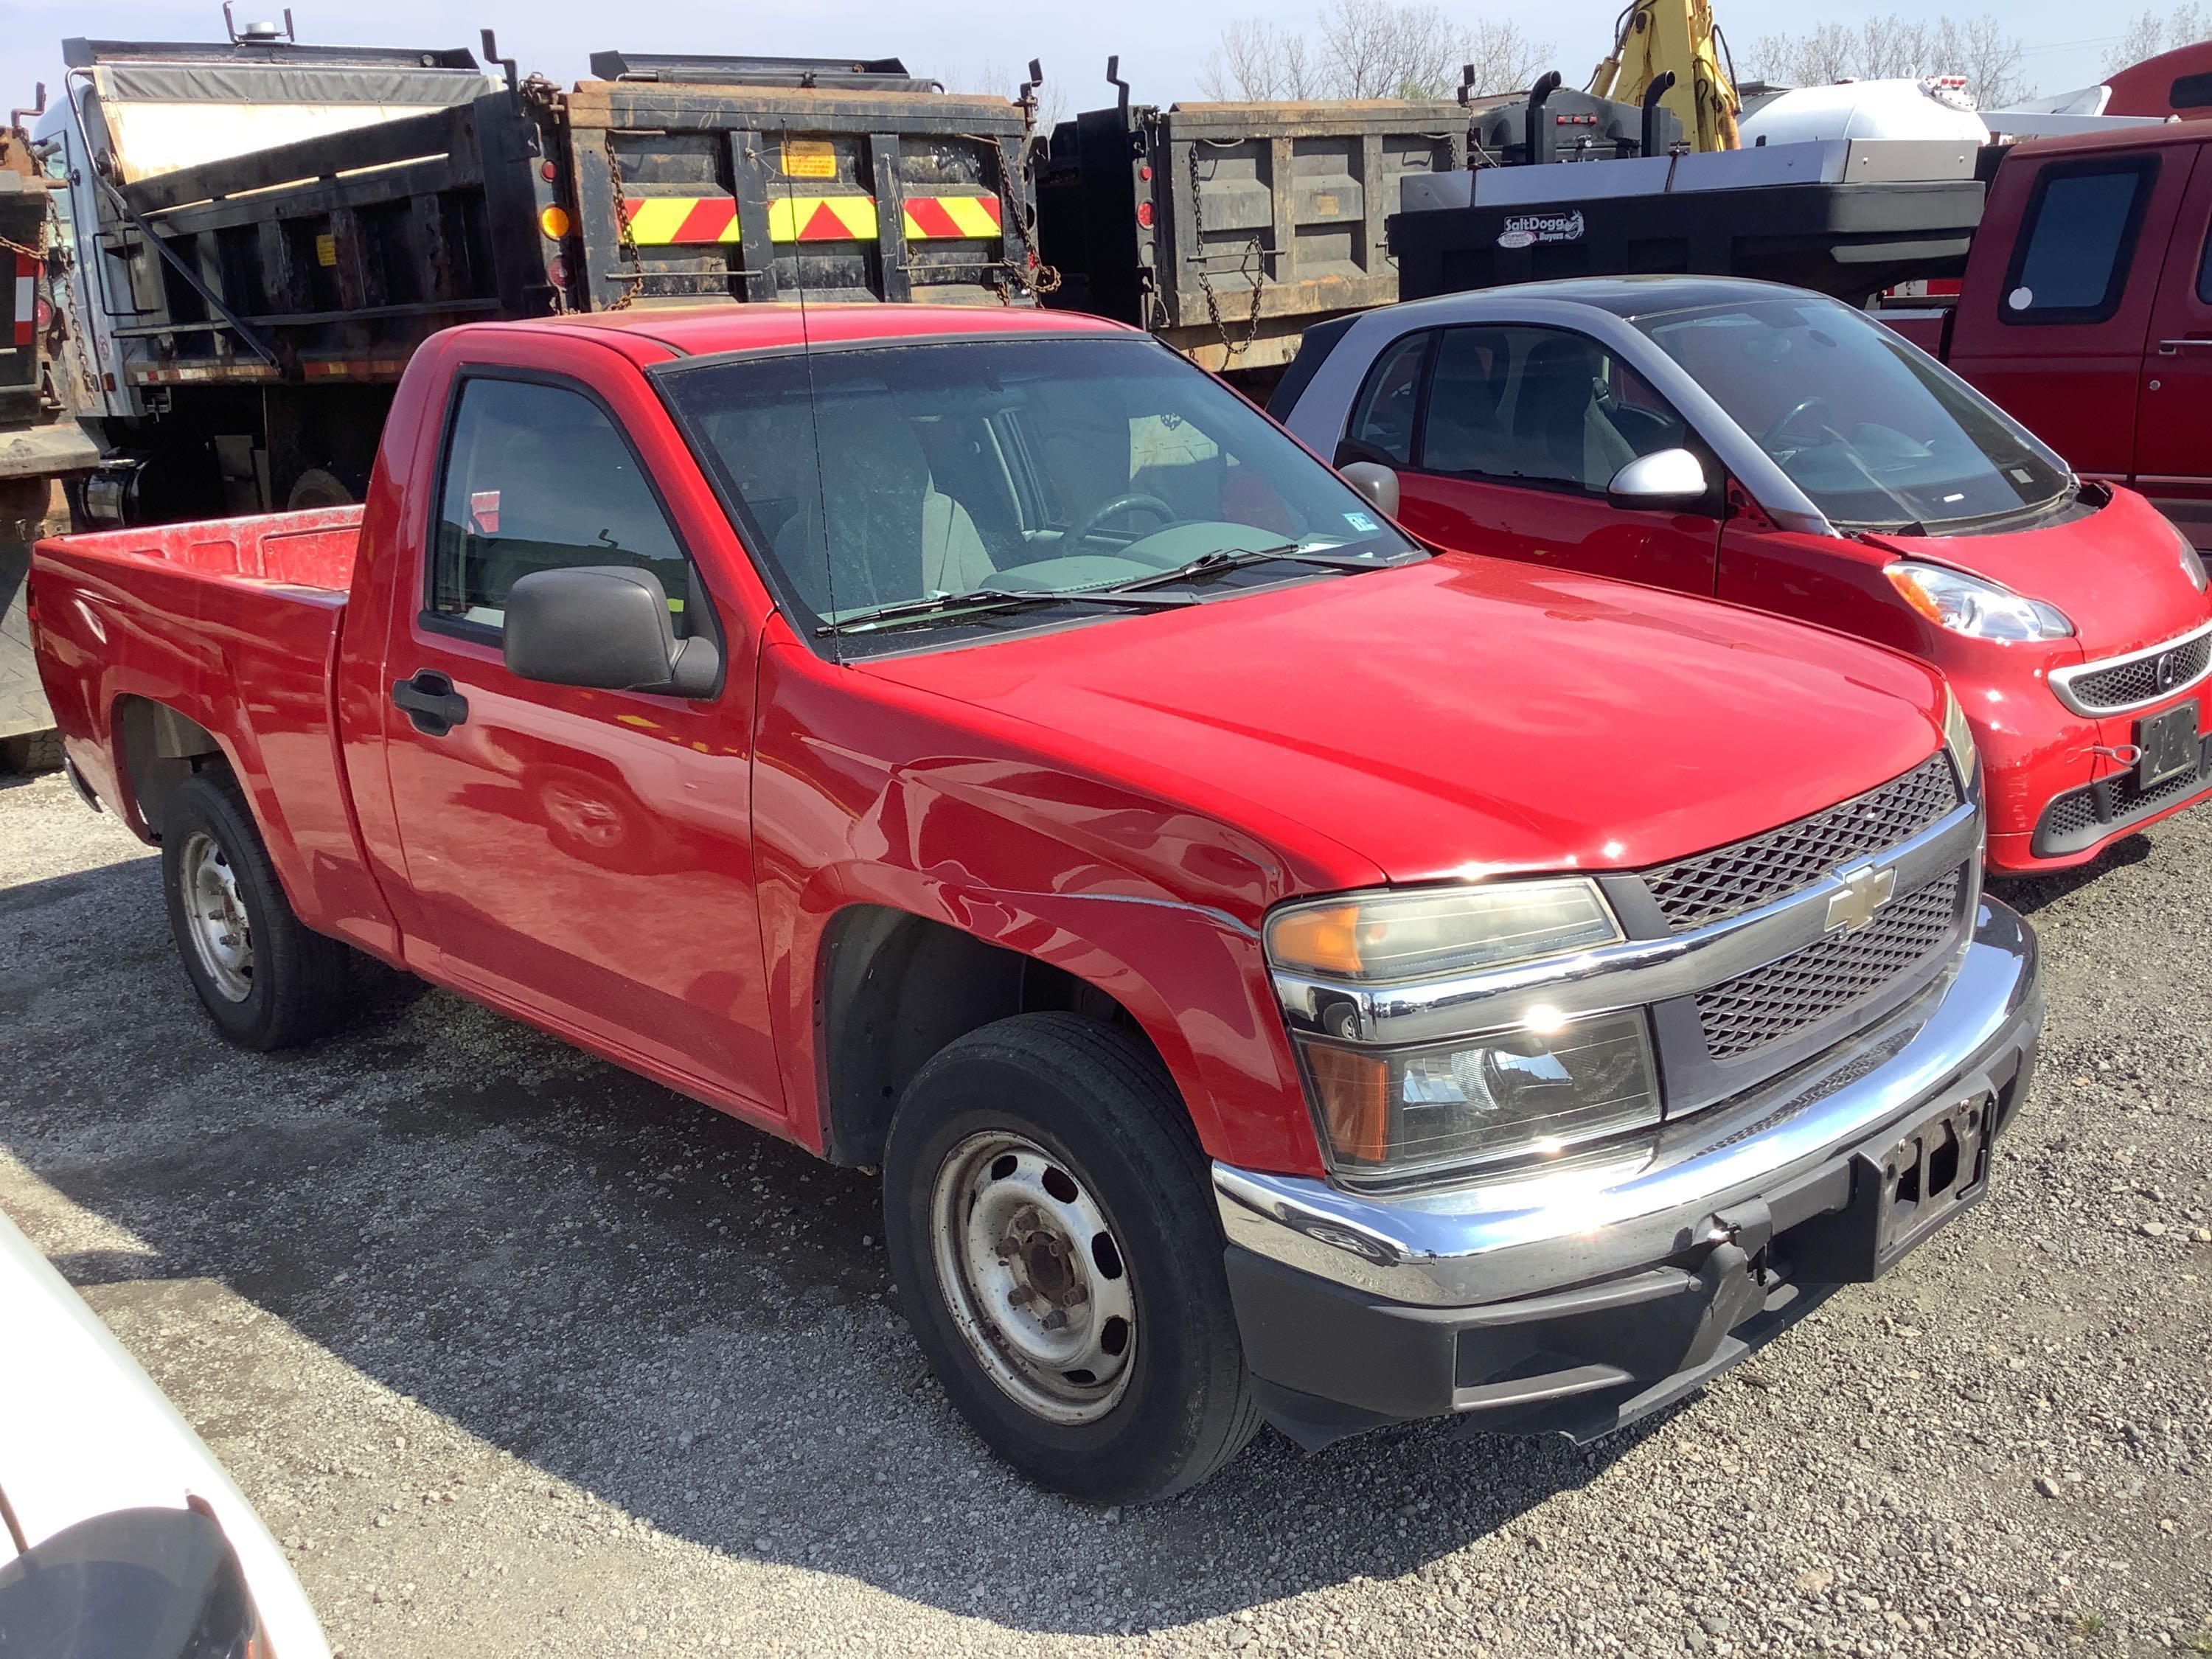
658,335 -> 1419,653
1630,295 -> 2073,531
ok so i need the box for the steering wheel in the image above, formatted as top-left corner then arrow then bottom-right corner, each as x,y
1066,493 -> 1178,549
1761,396 -> 1837,450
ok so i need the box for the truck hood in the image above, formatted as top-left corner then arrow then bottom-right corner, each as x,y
866,556 -> 1949,886
1865,487 -> 2212,660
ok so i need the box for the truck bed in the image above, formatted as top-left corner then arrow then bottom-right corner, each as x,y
31,507 -> 399,957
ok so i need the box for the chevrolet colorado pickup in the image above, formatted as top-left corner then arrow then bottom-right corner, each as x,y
31,304 -> 2042,1503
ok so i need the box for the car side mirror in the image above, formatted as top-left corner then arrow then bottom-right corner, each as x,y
1338,461 -> 1401,521
1607,448 -> 1708,511
504,566 -> 720,698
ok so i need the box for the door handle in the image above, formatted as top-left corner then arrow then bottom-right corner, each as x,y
392,669 -> 470,736
2156,338 -> 2212,354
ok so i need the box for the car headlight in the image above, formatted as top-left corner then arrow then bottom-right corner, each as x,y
2163,515 -> 2208,593
1298,1009 -> 1663,1184
1267,880 -> 1661,1184
1265,880 -> 1621,984
1941,686 -> 1978,790
1885,560 -> 2072,642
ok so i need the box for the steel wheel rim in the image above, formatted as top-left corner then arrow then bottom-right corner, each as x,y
180,831 -> 253,1002
929,1131 -> 1137,1425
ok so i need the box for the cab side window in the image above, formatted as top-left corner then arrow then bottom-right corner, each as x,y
2003,159 -> 2158,324
1415,324 -> 1688,496
2197,213 -> 2212,307
431,378 -> 695,636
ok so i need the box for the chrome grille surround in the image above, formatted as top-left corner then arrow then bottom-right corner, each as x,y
1644,756 -> 1960,932
2049,620 -> 2212,717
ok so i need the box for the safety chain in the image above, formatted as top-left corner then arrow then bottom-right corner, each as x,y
0,218 -> 45,262
1187,140 -> 1265,361
601,139 -> 644,313
970,132 -> 1059,307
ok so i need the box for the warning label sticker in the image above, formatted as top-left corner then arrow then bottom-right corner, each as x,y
781,140 -> 838,179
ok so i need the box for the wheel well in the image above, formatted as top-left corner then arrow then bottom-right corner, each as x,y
817,905 -> 1162,1167
114,698 -> 227,839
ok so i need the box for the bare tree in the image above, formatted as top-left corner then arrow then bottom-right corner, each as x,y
2107,5 -> 2211,69
1463,18 -> 1553,97
935,58 -> 1065,128
1743,13 -> 2031,107
1203,4 -> 1550,103
1933,16 -> 2031,108
1200,20 -> 1324,101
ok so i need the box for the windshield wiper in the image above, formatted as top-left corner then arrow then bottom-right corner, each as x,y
1094,543 -> 1398,595
815,585 -> 1197,638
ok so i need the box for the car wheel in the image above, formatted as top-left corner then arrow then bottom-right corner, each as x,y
882,1012 -> 1259,1503
160,770 -> 349,1049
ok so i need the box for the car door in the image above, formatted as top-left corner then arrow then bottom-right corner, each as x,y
1954,145 -> 2191,481
2134,140 -> 2212,551
1346,324 -> 1723,594
376,339 -> 782,1121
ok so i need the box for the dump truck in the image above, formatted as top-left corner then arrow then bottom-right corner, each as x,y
1034,63 -> 1680,387
36,21 -> 1046,524
3,91 -> 100,768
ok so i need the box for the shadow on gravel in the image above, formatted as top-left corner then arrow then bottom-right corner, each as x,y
1992,833 -> 2150,916
3,851 -> 1658,1637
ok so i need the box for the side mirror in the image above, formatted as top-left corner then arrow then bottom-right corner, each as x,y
1338,461 -> 1401,521
1607,448 -> 1709,511
504,566 -> 720,698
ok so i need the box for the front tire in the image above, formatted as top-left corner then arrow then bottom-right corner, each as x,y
882,1013 -> 1259,1503
160,770 -> 348,1049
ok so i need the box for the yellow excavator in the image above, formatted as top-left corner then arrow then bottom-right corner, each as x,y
1587,0 -> 1742,151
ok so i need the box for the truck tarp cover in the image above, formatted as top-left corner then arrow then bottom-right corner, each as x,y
93,63 -> 491,182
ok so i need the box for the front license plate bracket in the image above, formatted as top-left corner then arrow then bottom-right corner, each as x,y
1779,1091 -> 1993,1284
2135,702 -> 2200,790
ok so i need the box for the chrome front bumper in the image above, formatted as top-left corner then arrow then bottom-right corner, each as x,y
1216,899 -> 2042,1310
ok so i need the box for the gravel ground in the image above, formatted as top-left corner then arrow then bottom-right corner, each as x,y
2,764 -> 2208,1659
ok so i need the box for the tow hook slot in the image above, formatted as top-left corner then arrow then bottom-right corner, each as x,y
1709,1198 -> 1775,1286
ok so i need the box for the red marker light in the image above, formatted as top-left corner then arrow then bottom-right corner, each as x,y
1139,164 -> 1152,181
1135,201 -> 1154,228
540,161 -> 558,182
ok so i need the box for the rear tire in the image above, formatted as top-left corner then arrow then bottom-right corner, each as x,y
160,770 -> 349,1049
882,1012 -> 1259,1503
285,467 -> 356,511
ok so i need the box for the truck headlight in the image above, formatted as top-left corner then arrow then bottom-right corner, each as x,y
1266,879 -> 1621,984
1298,1008 -> 1662,1183
1267,880 -> 1663,1184
1885,560 -> 2072,642
1941,687 -> 1978,790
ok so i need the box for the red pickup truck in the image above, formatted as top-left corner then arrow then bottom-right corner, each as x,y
31,304 -> 2041,1502
1883,121 -> 2212,554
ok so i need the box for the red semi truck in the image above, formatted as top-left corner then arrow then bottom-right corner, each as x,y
1879,120 -> 2212,557
29,302 -> 2039,1500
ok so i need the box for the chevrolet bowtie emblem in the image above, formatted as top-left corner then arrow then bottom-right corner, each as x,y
1825,863 -> 1897,934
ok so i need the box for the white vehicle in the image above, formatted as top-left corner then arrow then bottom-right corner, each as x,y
0,1205 -> 330,1658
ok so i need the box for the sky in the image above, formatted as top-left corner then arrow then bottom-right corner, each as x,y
1,0 -> 2158,131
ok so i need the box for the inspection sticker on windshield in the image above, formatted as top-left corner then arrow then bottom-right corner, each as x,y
1343,511 -> 1380,532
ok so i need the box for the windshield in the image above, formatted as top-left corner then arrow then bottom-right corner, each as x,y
1631,296 -> 2072,531
658,335 -> 1419,653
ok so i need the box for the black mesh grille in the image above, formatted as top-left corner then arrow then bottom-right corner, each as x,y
1697,874 -> 1961,1061
1644,757 -> 1960,931
2066,635 -> 2211,711
2037,743 -> 2212,853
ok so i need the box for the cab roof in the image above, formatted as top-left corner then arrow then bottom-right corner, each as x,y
509,303 -> 1135,362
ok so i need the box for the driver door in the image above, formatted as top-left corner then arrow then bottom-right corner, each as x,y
1350,324 -> 1724,594
376,347 -> 782,1119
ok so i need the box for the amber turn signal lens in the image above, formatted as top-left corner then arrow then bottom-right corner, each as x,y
1301,1045 -> 1391,1164
1267,904 -> 1365,976
539,205 -> 572,240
